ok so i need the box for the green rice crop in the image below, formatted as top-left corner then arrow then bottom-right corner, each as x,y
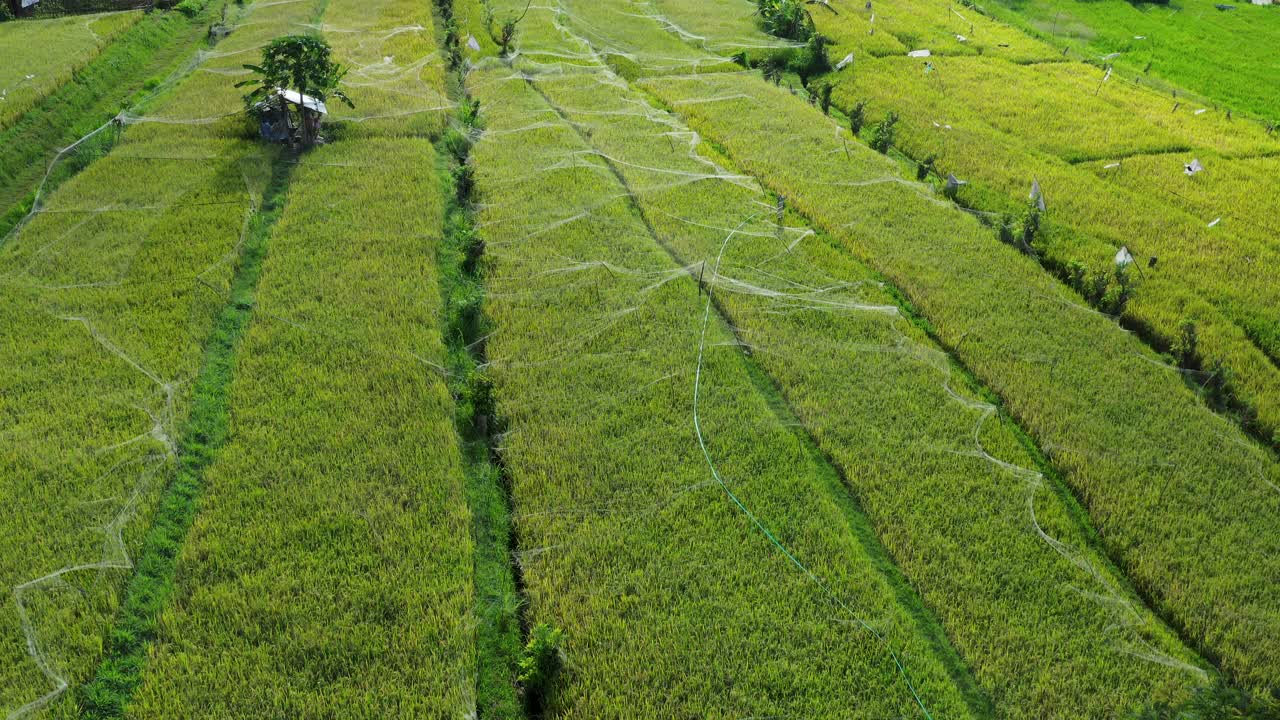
454,0 -> 500,58
0,0 -> 329,714
111,0 -> 473,713
1030,61 -> 1277,158
826,56 -> 1280,437
531,65 -> 1207,718
647,0 -> 790,56
2,0 -> 466,709
838,57 -> 1277,162
322,0 -> 451,137
3,0 -> 1274,715
124,137 -> 475,719
551,0 -> 740,76
468,0 -> 603,70
469,63 -> 979,719
477,0 -> 740,76
980,0 -> 1280,119
643,70 -> 1280,692
0,4 -> 215,230
0,131 -> 268,720
1089,154 -> 1280,243
120,0 -> 323,136
1085,151 -> 1280,365
0,11 -> 142,132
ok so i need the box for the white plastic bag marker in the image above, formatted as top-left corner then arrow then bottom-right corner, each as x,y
1115,246 -> 1135,267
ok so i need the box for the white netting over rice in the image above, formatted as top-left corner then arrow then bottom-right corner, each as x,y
0,0 -> 451,712
463,30 -> 1239,710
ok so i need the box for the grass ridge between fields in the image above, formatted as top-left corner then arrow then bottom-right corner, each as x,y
434,1 -> 529,714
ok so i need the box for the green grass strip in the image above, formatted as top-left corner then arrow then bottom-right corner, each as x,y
75,154 -> 294,720
432,30 -> 527,714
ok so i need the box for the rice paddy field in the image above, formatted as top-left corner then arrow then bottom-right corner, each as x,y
821,20 -> 1280,445
0,11 -> 142,131
983,0 -> 1280,119
0,0 -> 1276,718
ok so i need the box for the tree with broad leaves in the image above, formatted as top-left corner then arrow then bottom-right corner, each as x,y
755,0 -> 814,41
236,35 -> 353,147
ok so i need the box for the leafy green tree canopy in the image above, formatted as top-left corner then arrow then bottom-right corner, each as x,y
755,0 -> 815,41
236,35 -> 354,111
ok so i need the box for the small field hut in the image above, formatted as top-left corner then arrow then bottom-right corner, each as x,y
256,88 -> 328,147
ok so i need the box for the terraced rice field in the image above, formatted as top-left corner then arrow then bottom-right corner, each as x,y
470,66 -> 977,719
0,11 -> 141,131
820,11 -> 1280,445
983,0 -> 1280,119
644,68 -> 1280,691
0,0 -> 1276,717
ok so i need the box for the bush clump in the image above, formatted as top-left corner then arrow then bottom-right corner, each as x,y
848,99 -> 868,134
518,623 -> 564,714
755,0 -> 811,40
753,0 -> 832,81
869,110 -> 898,153
173,0 -> 201,18
816,82 -> 833,115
